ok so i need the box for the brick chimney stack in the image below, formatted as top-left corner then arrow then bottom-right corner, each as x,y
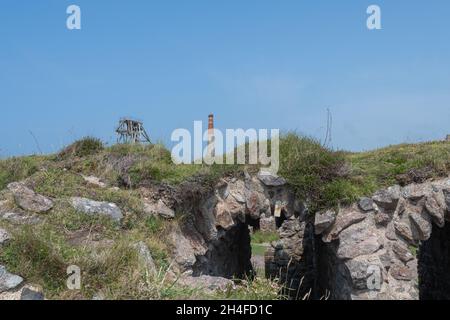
207,114 -> 215,158
208,114 -> 214,133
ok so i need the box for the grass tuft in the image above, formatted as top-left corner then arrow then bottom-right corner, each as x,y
58,137 -> 104,160
278,133 -> 349,211
0,156 -> 47,190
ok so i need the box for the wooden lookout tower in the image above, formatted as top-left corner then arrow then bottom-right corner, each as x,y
116,118 -> 151,144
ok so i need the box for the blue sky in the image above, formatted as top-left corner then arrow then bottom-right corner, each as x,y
1,0 -> 449,157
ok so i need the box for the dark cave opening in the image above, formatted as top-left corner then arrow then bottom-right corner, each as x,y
418,223 -> 450,300
194,221 -> 254,279
246,215 -> 260,231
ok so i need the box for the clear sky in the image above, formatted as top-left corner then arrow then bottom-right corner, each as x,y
1,0 -> 449,157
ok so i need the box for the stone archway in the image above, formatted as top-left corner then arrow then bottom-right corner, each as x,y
171,172 -> 305,283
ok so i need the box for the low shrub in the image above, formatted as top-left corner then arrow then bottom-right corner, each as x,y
58,137 -> 104,159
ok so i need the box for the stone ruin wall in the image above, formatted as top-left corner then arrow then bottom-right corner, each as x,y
169,171 -> 450,300
267,177 -> 450,300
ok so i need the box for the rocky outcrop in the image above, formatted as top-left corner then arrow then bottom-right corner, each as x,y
177,275 -> 235,293
0,266 -> 23,293
71,197 -> 123,222
0,228 -> 10,245
260,216 -> 277,232
0,284 -> 44,300
134,241 -> 157,276
7,182 -> 53,213
143,199 -> 175,219
20,287 -> 45,300
269,177 -> 450,300
314,210 -> 336,235
258,171 -> 287,187
167,172 -> 450,300
2,168 -> 447,300
0,212 -> 42,225
82,175 -> 107,188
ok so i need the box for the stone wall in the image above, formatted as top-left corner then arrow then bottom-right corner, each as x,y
265,219 -> 317,299
168,171 -> 306,280
168,171 -> 450,300
268,177 -> 450,300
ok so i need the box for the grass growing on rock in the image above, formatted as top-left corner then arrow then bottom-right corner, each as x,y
2,135 -> 449,214
348,140 -> 450,192
278,134 -> 450,211
3,134 -> 449,195
0,225 -> 74,296
28,168 -> 145,216
1,135 -> 449,300
2,135 -> 450,214
0,155 -> 49,190
46,201 -> 121,239
278,133 -> 352,211
0,210 -> 178,299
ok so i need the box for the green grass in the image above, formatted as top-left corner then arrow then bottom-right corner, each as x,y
30,168 -> 145,216
251,230 -> 280,244
0,209 -> 176,299
251,243 -> 268,256
2,134 -> 449,214
212,277 -> 282,300
278,133 -> 350,211
347,140 -> 450,195
0,224 -> 281,300
278,134 -> 450,211
0,225 -> 74,296
129,160 -> 208,185
1,135 -> 449,300
250,231 -> 277,258
409,245 -> 418,257
31,168 -> 87,198
107,142 -> 206,185
144,215 -> 164,233
58,137 -> 104,160
46,201 -> 120,238
0,155 -> 49,190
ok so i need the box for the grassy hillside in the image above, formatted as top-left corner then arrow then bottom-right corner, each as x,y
0,135 -> 449,299
279,134 -> 450,211
1,135 -> 449,211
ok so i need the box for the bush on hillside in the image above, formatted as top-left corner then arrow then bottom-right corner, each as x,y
278,133 -> 351,211
58,137 -> 104,159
